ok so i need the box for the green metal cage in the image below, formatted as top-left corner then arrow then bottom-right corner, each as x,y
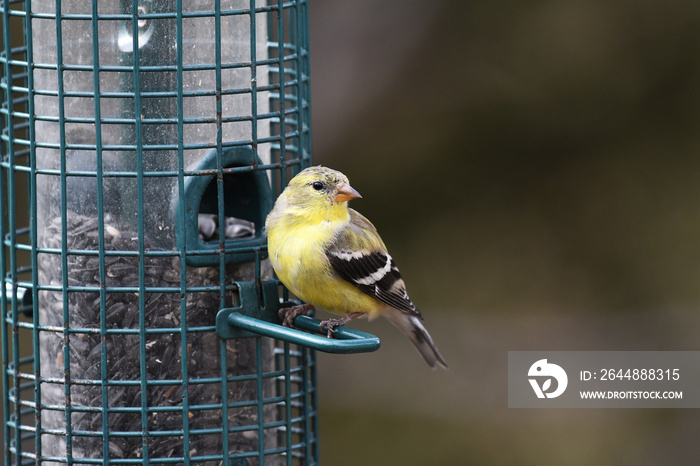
0,0 -> 381,464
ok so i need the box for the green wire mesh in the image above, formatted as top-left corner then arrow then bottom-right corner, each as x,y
1,0 -> 316,464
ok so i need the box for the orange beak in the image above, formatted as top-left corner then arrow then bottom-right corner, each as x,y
334,182 -> 362,202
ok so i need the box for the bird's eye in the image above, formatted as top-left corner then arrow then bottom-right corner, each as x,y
311,181 -> 324,191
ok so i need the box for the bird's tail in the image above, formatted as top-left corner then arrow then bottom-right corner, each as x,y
383,308 -> 448,369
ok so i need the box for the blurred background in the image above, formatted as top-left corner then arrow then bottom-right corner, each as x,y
309,0 -> 700,464
3,0 -> 700,464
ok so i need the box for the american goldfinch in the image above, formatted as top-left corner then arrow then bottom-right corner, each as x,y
266,166 -> 447,369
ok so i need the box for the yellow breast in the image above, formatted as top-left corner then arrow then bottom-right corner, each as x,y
267,219 -> 382,317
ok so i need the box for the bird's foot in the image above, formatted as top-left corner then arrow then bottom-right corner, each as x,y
318,312 -> 363,338
278,303 -> 314,328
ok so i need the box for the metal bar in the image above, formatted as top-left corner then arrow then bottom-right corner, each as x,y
90,1 -> 112,463
9,163 -> 293,180
20,137 -> 299,153
283,341 -> 292,465
25,0 -> 43,461
175,1 -> 191,463
212,2 -> 228,459
227,313 -> 382,354
29,60 -> 281,73
23,5 -> 287,22
299,5 -> 316,460
302,346 -> 312,463
219,336 -> 230,463
299,0 -> 312,164
250,0 -> 259,157
214,0 -> 225,320
130,0 -> 150,461
309,344 -> 320,463
54,1 -> 76,463
277,0 -> 288,184
255,337 -> 264,464
1,0 -> 16,462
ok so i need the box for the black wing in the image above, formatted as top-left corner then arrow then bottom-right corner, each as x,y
325,210 -> 422,318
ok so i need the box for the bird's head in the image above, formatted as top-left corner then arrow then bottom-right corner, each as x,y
267,166 -> 363,231
284,166 -> 362,208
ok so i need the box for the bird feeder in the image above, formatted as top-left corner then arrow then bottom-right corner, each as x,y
1,0 -> 378,464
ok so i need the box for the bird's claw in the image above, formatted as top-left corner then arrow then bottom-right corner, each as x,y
318,320 -> 340,338
318,312 -> 362,338
278,304 -> 314,328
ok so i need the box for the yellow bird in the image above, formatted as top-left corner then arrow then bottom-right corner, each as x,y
266,166 -> 447,369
